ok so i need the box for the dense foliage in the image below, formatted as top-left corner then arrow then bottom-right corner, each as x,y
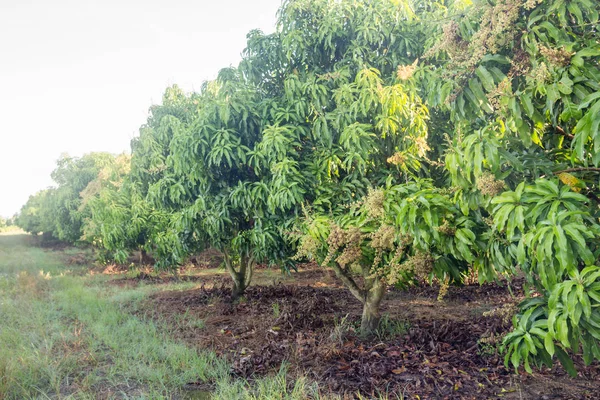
17,153 -> 118,241
0,216 -> 16,232
0,216 -> 14,228
16,0 -> 600,374
417,0 -> 600,376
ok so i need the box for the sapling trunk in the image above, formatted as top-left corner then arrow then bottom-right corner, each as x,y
231,278 -> 247,301
360,279 -> 385,336
331,263 -> 387,337
140,249 -> 148,265
223,252 -> 255,301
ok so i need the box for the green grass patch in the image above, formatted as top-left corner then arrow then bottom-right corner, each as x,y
0,234 -> 227,399
0,233 -> 339,400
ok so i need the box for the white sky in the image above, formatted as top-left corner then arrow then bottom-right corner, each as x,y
0,0 -> 282,217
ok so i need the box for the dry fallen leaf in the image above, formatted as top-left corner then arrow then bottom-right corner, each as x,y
392,366 -> 406,374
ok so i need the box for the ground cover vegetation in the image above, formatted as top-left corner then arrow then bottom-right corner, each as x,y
15,0 -> 600,387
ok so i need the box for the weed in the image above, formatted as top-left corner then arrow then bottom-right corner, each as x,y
272,302 -> 281,318
477,333 -> 502,357
329,314 -> 353,345
174,309 -> 206,330
213,364 -> 319,400
375,314 -> 410,341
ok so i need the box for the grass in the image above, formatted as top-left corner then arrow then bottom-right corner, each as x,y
0,234 -> 231,399
375,314 -> 410,341
212,365 -> 319,399
0,233 -> 366,400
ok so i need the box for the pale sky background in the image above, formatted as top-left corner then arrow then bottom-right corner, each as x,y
0,0 -> 283,217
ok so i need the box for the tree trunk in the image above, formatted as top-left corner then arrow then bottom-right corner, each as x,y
140,249 -> 147,265
223,252 -> 255,302
231,277 -> 246,301
360,279 -> 385,337
361,298 -> 381,336
330,262 -> 387,337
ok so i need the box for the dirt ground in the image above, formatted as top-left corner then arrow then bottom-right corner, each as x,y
122,267 -> 599,399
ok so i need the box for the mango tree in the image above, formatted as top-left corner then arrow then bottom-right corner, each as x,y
83,155 -> 163,264
16,190 -> 53,236
267,0 -> 465,335
89,86 -> 203,266
418,0 -> 600,373
297,181 -> 480,335
164,69 -> 289,299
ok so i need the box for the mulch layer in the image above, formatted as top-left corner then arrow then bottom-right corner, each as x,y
137,269 -> 600,399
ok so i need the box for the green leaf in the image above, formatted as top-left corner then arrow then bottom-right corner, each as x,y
544,332 -> 555,357
557,316 -> 570,348
521,93 -> 535,118
476,66 -> 495,92
555,347 -> 577,377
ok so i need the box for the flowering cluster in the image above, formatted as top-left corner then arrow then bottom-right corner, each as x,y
508,49 -> 531,78
414,136 -> 431,158
486,78 -> 513,112
483,302 -> 518,325
293,234 -> 320,260
318,71 -> 342,81
405,251 -> 435,277
523,0 -> 544,10
364,188 -> 385,219
437,219 -> 456,236
384,241 -> 410,285
396,59 -> 418,80
462,0 -> 522,67
427,0 -> 524,79
424,21 -> 468,62
387,151 -> 406,166
476,172 -> 506,197
370,224 -> 395,251
369,224 -> 396,268
437,279 -> 450,302
323,225 -> 364,268
539,45 -> 573,67
527,62 -> 551,86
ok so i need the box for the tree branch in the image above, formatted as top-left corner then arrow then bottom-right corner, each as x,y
222,251 -> 241,284
361,263 -> 376,293
244,255 -> 255,287
330,263 -> 365,303
555,126 -> 575,140
554,168 -> 600,174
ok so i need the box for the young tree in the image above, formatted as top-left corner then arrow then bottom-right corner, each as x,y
86,179 -> 167,264
86,87 -> 196,265
82,154 -> 154,264
297,182 -> 479,335
164,71 -> 287,299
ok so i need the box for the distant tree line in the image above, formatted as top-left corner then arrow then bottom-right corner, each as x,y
0,216 -> 16,229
